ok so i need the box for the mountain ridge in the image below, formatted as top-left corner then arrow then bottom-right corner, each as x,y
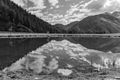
0,0 -> 61,33
112,11 -> 120,19
1,0 -> 120,33
54,13 -> 120,34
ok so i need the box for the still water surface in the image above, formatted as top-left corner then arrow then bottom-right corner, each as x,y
0,37 -> 120,69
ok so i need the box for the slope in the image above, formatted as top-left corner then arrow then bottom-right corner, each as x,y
65,13 -> 120,33
0,0 -> 60,33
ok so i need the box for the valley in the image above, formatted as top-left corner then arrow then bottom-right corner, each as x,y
0,39 -> 120,80
0,0 -> 120,80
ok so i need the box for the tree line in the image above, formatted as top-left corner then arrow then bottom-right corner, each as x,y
0,0 -> 60,33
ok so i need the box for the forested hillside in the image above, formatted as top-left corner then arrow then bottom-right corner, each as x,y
0,0 -> 60,33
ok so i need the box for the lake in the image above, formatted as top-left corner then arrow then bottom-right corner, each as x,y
0,37 -> 120,69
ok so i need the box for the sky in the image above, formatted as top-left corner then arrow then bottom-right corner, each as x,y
10,0 -> 120,25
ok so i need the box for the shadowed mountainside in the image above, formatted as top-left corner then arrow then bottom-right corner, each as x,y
112,11 -> 120,19
0,0 -> 60,33
55,13 -> 120,34
1,0 -> 120,34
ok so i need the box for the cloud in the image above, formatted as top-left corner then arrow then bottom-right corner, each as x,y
11,0 -> 25,6
65,0 -> 71,1
60,1 -> 91,24
11,0 -> 46,10
78,0 -> 120,16
85,0 -> 106,11
11,0 -> 120,25
102,0 -> 120,12
65,13 -> 85,24
24,0 -> 46,18
28,0 -> 120,25
84,0 -> 120,12
48,0 -> 59,6
66,3 -> 90,16
41,1 -> 91,25
28,0 -> 46,9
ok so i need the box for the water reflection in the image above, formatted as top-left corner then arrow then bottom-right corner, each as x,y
0,38 -> 48,69
0,37 -> 120,69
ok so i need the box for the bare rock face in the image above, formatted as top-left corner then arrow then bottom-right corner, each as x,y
112,11 -> 120,19
4,40 -> 120,76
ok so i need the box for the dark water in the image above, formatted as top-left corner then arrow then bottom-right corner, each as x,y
0,38 -> 48,69
0,37 -> 120,69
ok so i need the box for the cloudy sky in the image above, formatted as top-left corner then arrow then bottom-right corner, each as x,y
11,0 -> 120,25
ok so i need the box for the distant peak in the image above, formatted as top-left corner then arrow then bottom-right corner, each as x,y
112,11 -> 120,18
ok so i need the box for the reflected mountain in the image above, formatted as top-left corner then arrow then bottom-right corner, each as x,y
0,38 -> 48,69
1,37 -> 120,70
4,40 -> 120,77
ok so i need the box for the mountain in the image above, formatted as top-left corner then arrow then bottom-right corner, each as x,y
54,21 -> 79,33
4,40 -> 120,76
53,24 -> 66,33
0,0 -> 60,33
112,11 -> 120,19
54,13 -> 120,34
1,0 -> 120,33
66,13 -> 120,33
